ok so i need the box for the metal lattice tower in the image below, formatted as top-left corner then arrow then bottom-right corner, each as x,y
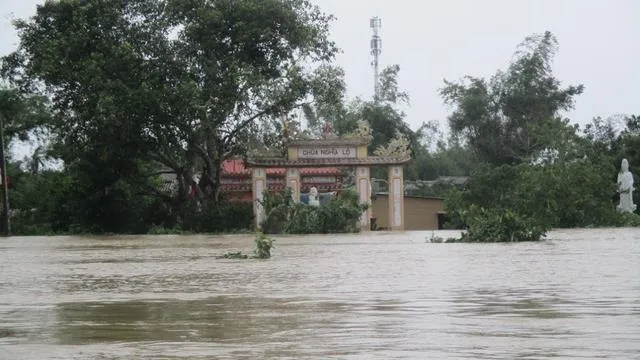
370,16 -> 382,102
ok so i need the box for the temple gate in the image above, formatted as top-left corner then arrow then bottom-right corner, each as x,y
247,125 -> 410,231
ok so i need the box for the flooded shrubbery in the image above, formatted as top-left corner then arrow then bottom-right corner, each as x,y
447,206 -> 548,243
219,232 -> 274,260
254,232 -> 275,258
260,188 -> 366,234
445,160 -> 638,242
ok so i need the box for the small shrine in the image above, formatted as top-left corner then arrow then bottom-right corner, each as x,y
246,121 -> 411,231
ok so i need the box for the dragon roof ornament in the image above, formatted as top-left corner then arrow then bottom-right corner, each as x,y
344,120 -> 373,141
374,131 -> 411,158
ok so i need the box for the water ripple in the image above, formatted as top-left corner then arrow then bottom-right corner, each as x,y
1,228 -> 639,359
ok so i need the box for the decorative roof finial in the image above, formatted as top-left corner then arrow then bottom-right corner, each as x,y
344,120 -> 373,141
374,131 -> 411,158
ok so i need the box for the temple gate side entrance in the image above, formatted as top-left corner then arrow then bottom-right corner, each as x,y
247,131 -> 410,231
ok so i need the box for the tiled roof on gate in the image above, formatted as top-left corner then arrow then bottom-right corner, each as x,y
299,167 -> 342,175
246,156 -> 411,167
222,159 -> 342,177
287,138 -> 370,147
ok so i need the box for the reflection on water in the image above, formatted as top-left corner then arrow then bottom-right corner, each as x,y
1,229 -> 639,359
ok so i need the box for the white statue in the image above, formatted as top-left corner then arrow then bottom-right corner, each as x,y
617,158 -> 636,213
308,187 -> 320,207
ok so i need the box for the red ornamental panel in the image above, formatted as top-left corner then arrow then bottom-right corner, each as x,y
268,184 -> 286,191
221,184 -> 252,192
301,184 -> 338,192
301,176 -> 337,184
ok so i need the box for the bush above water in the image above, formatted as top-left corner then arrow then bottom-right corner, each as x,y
218,232 -> 275,260
449,206 -> 548,243
260,188 -> 366,234
254,232 -> 275,259
444,158 -> 636,242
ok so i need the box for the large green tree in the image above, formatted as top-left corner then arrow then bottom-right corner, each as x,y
440,31 -> 584,166
5,0 -> 337,210
0,87 -> 50,146
301,63 -> 480,183
339,65 -> 425,156
0,86 -> 52,235
303,64 -> 430,183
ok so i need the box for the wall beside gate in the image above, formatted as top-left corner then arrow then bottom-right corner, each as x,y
372,194 -> 445,230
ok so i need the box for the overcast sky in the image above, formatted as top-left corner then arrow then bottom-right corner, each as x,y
1,0 -> 638,136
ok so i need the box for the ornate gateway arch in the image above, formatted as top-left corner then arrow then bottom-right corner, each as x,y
246,124 -> 411,231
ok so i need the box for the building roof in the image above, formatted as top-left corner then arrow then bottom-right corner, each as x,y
222,159 -> 342,177
287,138 -> 370,147
246,156 -> 411,167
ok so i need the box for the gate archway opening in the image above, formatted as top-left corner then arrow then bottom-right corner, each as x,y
247,136 -> 410,231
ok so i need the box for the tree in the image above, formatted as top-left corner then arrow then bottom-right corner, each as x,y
5,0 -> 338,216
440,31 -> 584,166
0,87 -> 50,145
339,65 -> 424,154
583,114 -> 640,210
302,64 -> 423,151
445,156 -> 622,232
0,86 -> 51,235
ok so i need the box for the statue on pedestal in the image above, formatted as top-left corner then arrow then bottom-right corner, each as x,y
308,187 -> 320,207
617,158 -> 636,213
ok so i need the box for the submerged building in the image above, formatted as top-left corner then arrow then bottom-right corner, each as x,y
220,159 -> 346,202
158,159 -> 446,230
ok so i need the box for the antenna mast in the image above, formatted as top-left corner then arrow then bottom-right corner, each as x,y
370,16 -> 382,103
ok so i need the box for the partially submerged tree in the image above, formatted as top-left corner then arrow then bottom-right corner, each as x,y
0,86 -> 52,235
440,31 -> 584,166
5,0 -> 338,210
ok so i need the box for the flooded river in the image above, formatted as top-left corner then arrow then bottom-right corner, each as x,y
1,229 -> 639,359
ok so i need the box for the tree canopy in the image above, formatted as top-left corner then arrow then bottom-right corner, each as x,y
4,0 -> 338,206
0,8 -> 637,236
440,31 -> 584,166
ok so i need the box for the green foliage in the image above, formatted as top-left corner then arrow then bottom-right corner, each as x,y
447,158 -> 621,230
259,188 -> 297,234
147,225 -> 188,235
442,111 -> 640,239
303,64 -> 427,181
5,0 -> 338,209
285,204 -> 322,234
579,114 -> 640,211
216,233 -> 274,260
4,12 -> 639,238
289,188 -> 365,234
406,141 -> 479,181
302,63 -> 479,183
451,207 -> 547,243
260,188 -> 366,234
614,213 -> 640,227
440,31 -> 584,165
254,232 -> 275,259
0,87 -> 51,145
7,159 -> 253,235
9,169 -> 73,235
178,200 -> 254,234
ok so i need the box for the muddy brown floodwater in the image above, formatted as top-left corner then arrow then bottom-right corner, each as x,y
1,229 -> 639,359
